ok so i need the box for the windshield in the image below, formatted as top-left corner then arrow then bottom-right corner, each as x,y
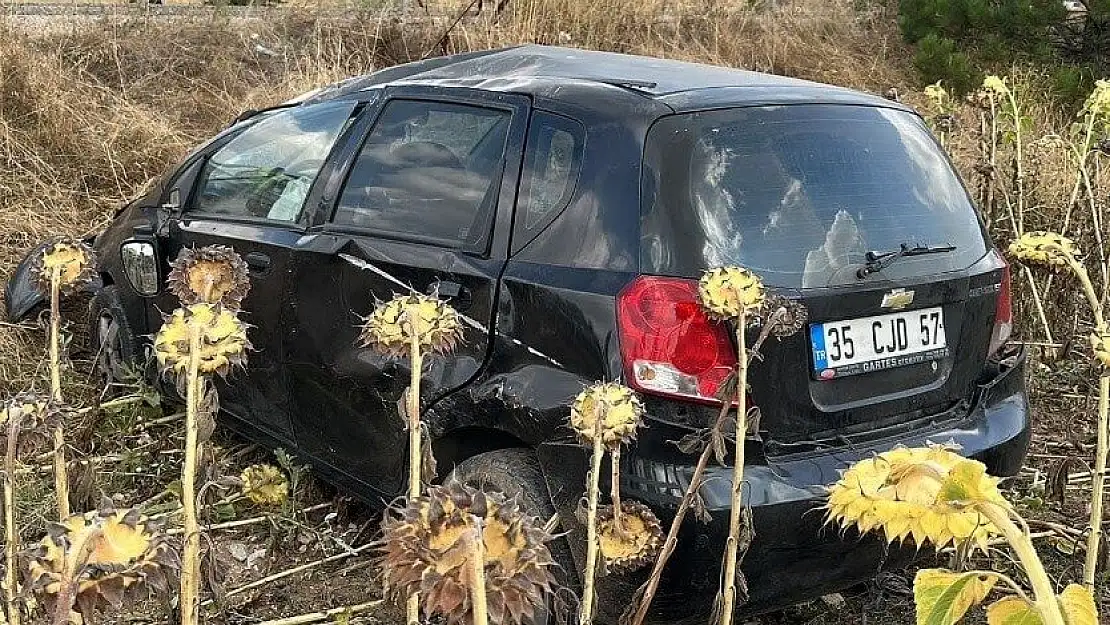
640,105 -> 988,288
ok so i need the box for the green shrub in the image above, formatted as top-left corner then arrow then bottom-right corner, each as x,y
912,34 -> 981,97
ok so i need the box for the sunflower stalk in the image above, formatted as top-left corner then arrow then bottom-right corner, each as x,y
48,266 -> 69,521
180,323 -> 202,625
1085,375 -> 1109,590
976,503 -> 1066,625
610,447 -> 622,536
579,408 -> 605,625
718,313 -> 749,625
405,316 -> 423,625
469,519 -> 489,625
51,527 -> 102,625
4,416 -> 22,625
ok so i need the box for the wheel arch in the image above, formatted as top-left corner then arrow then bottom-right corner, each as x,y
432,425 -> 531,479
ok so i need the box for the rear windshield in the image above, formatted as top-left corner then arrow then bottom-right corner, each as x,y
640,105 -> 988,288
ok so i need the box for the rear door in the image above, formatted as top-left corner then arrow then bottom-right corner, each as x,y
285,87 -> 528,497
157,99 -> 360,443
639,103 -> 1006,446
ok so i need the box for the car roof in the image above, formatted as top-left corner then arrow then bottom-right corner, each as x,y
308,45 -> 911,116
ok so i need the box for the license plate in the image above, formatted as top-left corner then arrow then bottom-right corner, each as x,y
810,307 -> 948,379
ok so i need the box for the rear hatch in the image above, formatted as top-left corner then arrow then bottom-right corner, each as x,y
628,103 -> 1011,446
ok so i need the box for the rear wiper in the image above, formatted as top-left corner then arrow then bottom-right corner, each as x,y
856,242 -> 956,278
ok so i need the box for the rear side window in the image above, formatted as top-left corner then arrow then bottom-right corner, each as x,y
640,105 -> 988,288
332,99 -> 511,251
512,112 -> 584,252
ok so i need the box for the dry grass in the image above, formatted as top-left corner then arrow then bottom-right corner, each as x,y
1,0 -> 1108,621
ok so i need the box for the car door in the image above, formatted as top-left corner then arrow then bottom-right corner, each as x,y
285,87 -> 529,498
156,99 -> 361,443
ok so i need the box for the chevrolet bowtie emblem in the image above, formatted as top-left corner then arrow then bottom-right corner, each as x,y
881,288 -> 915,310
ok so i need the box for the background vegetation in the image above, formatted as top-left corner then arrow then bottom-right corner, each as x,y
0,0 -> 1108,622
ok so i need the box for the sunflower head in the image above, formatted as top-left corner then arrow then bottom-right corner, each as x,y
981,75 -> 1010,98
0,393 -> 62,454
380,482 -> 559,625
569,382 -> 644,449
759,294 -> 809,339
240,464 -> 289,507
698,266 -> 765,321
358,293 -> 465,358
1081,79 -> 1110,122
825,445 -> 1009,550
1007,231 -> 1079,269
31,238 -> 98,296
25,507 -> 178,622
1091,328 -> 1110,369
166,245 -> 251,309
597,501 -> 664,573
153,303 -> 251,382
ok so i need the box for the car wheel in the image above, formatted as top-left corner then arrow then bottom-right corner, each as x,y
87,286 -> 139,382
445,448 -> 578,623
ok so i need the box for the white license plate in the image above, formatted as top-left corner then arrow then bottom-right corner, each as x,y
810,307 -> 948,379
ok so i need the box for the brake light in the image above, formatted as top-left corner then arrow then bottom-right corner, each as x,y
617,276 -> 737,403
988,261 -> 1012,358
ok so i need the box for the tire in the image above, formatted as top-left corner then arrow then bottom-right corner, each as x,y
87,286 -> 140,382
446,449 -> 578,622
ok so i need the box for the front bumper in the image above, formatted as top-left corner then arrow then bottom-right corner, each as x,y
536,347 -> 1030,624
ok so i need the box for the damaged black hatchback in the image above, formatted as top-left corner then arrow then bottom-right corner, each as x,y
5,46 -> 1031,623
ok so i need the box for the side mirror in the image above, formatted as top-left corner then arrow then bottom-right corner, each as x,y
120,240 -> 159,296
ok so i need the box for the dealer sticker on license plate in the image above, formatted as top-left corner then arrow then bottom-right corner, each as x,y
810,307 -> 949,379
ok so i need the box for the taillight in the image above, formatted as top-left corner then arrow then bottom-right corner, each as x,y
617,276 -> 737,403
988,261 -> 1013,358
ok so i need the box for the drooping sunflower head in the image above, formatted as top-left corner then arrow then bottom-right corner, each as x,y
981,75 -> 1010,98
166,245 -> 251,309
240,464 -> 289,507
1007,231 -> 1080,269
569,382 -> 644,449
825,445 -> 1009,551
923,81 -> 949,111
1082,79 -> 1110,122
380,482 -> 559,625
153,303 -> 251,381
26,507 -> 178,622
358,293 -> 465,358
31,238 -> 98,296
597,501 -> 664,573
698,266 -> 765,321
0,393 -> 62,454
759,294 -> 809,339
1091,328 -> 1110,369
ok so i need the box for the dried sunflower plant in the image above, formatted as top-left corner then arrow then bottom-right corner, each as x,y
154,245 -> 251,625
380,482 -> 561,625
628,269 -> 808,625
25,505 -> 178,625
29,237 -> 98,520
923,81 -> 957,148
569,382 -> 662,625
1009,231 -> 1108,590
1,394 -> 60,625
826,444 -> 1097,625
358,292 -> 463,625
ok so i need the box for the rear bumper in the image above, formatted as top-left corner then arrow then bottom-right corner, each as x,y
536,346 -> 1030,624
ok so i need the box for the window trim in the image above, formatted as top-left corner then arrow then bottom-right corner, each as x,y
181,99 -> 361,229
510,110 -> 586,255
324,94 -> 521,257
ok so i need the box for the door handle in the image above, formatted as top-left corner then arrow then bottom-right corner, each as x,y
428,280 -> 472,311
244,252 -> 272,274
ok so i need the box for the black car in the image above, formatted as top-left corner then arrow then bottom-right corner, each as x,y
5,45 -> 1030,623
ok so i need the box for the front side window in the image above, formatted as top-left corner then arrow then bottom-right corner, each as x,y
332,99 -> 511,250
641,105 -> 989,288
191,100 -> 357,223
